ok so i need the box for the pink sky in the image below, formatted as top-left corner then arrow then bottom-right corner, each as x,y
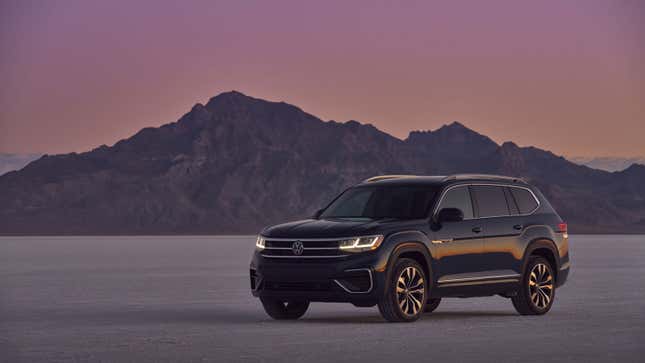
0,0 -> 643,156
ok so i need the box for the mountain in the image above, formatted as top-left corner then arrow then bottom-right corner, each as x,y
0,153 -> 42,176
568,156 -> 645,172
1,91 -> 644,234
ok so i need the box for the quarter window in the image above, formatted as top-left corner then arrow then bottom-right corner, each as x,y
437,186 -> 474,219
510,187 -> 539,214
471,185 -> 510,218
504,187 -> 520,215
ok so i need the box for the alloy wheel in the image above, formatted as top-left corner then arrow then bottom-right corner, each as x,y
529,263 -> 554,309
396,266 -> 425,316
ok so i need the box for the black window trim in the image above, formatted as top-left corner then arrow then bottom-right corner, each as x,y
432,183 -> 540,220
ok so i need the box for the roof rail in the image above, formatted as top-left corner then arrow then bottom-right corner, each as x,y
442,174 -> 525,183
363,175 -> 418,183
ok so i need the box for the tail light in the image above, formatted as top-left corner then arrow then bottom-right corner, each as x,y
558,222 -> 568,238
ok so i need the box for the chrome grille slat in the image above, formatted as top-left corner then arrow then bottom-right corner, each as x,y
261,255 -> 348,259
262,238 -> 346,258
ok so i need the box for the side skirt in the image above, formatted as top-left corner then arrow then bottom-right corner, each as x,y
432,271 -> 521,298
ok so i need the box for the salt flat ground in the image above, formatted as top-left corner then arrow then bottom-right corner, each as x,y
1,235 -> 644,362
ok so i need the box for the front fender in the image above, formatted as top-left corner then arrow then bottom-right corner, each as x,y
371,230 -> 433,282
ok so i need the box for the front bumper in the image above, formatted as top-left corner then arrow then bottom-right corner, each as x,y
250,251 -> 386,305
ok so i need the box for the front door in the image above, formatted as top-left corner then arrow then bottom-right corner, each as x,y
430,185 -> 485,285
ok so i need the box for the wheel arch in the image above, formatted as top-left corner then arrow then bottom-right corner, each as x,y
381,231 -> 434,289
521,238 -> 560,280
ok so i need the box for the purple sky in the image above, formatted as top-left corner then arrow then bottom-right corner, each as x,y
0,0 -> 643,156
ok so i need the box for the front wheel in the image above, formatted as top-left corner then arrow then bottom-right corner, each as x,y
260,298 -> 309,320
511,256 -> 556,315
378,258 -> 428,322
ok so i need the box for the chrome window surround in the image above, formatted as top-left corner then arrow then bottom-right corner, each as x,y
433,183 -> 541,220
333,268 -> 374,294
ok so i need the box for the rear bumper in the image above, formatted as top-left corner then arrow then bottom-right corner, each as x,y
557,261 -> 570,288
250,251 -> 386,305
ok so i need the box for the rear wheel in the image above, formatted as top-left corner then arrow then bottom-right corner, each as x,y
512,256 -> 555,315
378,258 -> 427,322
425,298 -> 441,313
260,298 -> 310,320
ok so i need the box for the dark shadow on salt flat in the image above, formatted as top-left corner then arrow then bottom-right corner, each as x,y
298,310 -> 517,324
9,307 -> 517,326
426,310 -> 517,319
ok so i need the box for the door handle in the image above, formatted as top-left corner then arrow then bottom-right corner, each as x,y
472,227 -> 482,233
513,224 -> 524,230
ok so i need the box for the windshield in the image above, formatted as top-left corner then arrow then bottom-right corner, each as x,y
320,185 -> 439,220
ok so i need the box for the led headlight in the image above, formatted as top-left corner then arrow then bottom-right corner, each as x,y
255,236 -> 266,250
338,235 -> 384,252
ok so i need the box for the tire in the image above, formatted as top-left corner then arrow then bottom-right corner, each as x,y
425,298 -> 441,313
378,258 -> 428,322
512,256 -> 556,315
260,298 -> 309,320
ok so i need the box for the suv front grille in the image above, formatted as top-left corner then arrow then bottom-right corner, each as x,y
261,238 -> 347,258
261,248 -> 345,257
265,239 -> 339,248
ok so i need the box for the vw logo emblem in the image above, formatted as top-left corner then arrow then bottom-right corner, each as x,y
292,240 -> 304,255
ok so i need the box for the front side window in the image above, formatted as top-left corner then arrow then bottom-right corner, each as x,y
436,186 -> 474,219
321,185 -> 438,220
471,185 -> 510,218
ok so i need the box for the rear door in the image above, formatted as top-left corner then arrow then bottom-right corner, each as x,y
431,185 -> 485,283
470,185 -> 524,276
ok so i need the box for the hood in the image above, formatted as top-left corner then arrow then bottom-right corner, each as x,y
261,218 -> 402,239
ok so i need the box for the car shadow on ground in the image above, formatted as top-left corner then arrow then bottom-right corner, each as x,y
11,306 -> 518,326
301,310 -> 517,324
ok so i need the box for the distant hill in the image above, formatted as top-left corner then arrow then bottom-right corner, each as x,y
1,91 -> 644,234
568,156 -> 645,172
0,153 -> 42,176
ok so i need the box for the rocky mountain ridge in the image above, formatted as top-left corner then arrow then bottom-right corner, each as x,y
1,91 -> 644,234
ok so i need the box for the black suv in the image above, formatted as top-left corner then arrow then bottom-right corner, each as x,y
250,175 -> 570,322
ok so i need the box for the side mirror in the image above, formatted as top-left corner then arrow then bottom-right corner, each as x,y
312,209 -> 324,219
435,208 -> 464,224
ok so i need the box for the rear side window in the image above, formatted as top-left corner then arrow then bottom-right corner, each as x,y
437,186 -> 474,219
510,187 -> 539,214
471,185 -> 510,218
504,187 -> 520,215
